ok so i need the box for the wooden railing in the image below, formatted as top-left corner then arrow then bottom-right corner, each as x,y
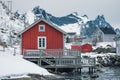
42,57 -> 95,65
55,58 -> 81,65
23,50 -> 40,58
23,49 -> 81,58
23,49 -> 96,66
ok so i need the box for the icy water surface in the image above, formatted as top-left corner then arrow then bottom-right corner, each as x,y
47,67 -> 120,80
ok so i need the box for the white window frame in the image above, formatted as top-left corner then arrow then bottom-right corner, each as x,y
39,25 -> 45,32
38,36 -> 46,49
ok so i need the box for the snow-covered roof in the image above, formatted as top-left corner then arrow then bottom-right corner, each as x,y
19,18 -> 66,35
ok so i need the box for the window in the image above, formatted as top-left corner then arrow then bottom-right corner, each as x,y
38,37 -> 46,49
39,25 -> 45,32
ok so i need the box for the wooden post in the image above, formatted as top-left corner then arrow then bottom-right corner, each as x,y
3,46 -> 5,52
89,67 -> 91,73
55,58 -> 57,73
75,67 -> 78,74
94,58 -> 96,66
89,67 -> 93,74
78,50 -> 81,65
93,58 -> 96,73
79,68 -> 81,74
39,50 -> 42,66
13,47 -> 16,56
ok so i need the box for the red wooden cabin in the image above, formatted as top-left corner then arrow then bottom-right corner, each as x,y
19,19 -> 66,55
71,43 -> 93,53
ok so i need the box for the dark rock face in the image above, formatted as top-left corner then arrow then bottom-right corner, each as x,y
114,56 -> 120,66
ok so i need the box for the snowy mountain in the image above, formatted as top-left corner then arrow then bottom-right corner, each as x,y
25,6 -> 89,35
32,6 -> 81,26
26,6 -> 116,37
80,15 -> 116,37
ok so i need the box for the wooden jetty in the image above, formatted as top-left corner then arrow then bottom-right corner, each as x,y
23,49 -> 96,73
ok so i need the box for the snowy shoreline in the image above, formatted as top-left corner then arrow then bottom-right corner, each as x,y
0,44 -> 120,79
1,52 -> 119,79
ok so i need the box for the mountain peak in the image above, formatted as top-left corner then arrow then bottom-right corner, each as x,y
82,15 -> 88,19
80,15 -> 114,37
32,6 -> 43,14
96,15 -> 105,22
71,12 -> 78,16
94,15 -> 113,28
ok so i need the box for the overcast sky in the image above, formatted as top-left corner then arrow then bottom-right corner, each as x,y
4,0 -> 120,28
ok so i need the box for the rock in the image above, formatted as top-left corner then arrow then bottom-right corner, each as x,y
114,61 -> 120,66
61,72 -> 68,75
28,74 -> 46,80
83,75 -> 88,78
90,73 -> 99,78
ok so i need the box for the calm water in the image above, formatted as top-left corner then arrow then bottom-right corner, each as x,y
48,67 -> 120,80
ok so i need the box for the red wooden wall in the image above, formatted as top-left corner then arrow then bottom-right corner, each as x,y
22,21 -> 64,54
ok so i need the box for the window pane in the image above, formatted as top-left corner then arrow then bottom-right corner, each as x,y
39,25 -> 45,32
38,37 -> 46,49
39,38 -> 41,47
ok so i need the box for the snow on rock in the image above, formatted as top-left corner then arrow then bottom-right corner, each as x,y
25,11 -> 35,24
93,42 -> 116,49
60,23 -> 80,35
81,52 -> 117,65
81,52 -> 116,58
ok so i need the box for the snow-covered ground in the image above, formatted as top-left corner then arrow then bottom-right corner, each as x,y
0,45 -> 52,79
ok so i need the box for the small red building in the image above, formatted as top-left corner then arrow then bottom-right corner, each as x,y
20,19 -> 66,55
71,43 -> 93,53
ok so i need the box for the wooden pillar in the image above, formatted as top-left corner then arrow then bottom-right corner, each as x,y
89,67 -> 94,73
78,68 -> 81,74
55,67 -> 57,73
39,50 -> 42,66
91,67 -> 93,73
89,67 -> 90,73
55,58 -> 57,73
89,67 -> 91,73
38,58 -> 41,66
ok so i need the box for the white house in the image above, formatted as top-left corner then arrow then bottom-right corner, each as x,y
92,27 -> 116,43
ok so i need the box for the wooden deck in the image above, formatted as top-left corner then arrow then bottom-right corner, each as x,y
23,49 -> 96,73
